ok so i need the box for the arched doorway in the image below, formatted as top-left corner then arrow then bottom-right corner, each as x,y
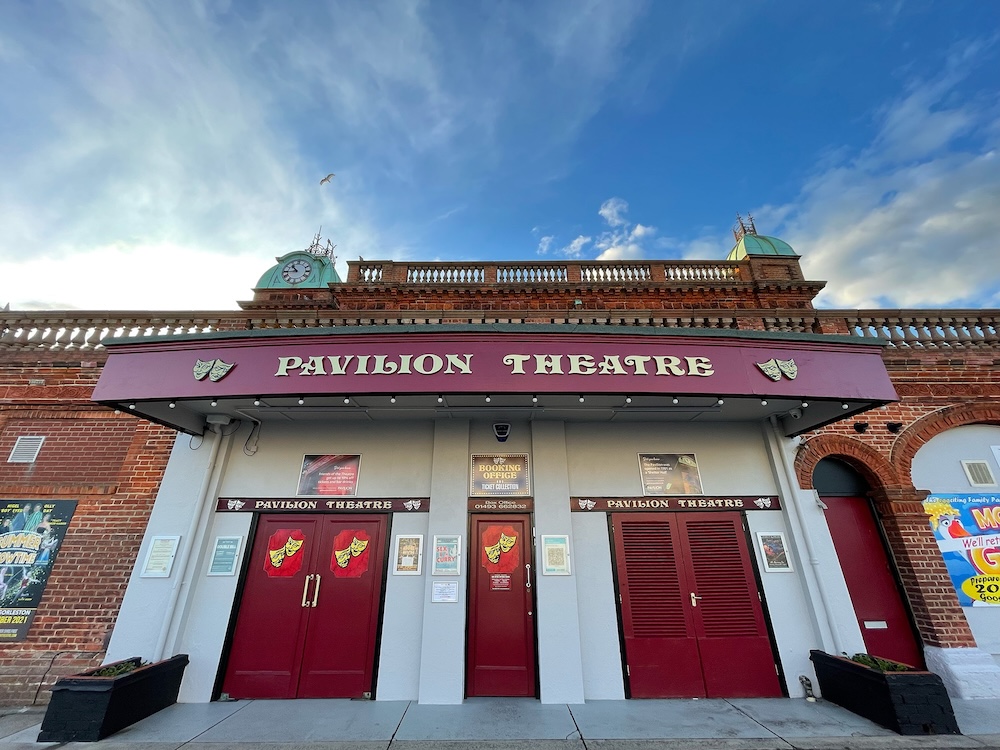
815,458 -> 924,668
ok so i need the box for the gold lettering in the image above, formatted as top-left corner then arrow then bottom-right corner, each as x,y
653,356 -> 686,376
274,356 -> 303,376
685,356 -> 714,377
598,355 -> 627,375
503,354 -> 531,374
299,356 -> 327,376
534,354 -> 564,374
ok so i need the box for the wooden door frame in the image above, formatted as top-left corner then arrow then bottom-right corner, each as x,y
214,512 -> 393,701
465,512 -> 539,698
608,511 -> 785,699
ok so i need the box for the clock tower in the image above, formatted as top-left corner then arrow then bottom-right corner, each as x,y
253,230 -> 342,291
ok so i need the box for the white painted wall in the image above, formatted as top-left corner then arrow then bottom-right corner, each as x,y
108,415 -> 872,704
913,424 -> 1000,668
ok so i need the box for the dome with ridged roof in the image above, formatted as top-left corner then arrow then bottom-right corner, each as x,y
726,233 -> 797,261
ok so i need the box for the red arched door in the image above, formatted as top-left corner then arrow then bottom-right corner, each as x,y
823,496 -> 924,668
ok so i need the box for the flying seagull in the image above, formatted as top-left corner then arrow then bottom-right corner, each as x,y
320,173 -> 335,185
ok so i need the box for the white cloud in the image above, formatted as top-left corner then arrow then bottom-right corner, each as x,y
559,235 -> 592,258
767,40 -> 1000,309
536,235 -> 555,255
598,197 -> 630,227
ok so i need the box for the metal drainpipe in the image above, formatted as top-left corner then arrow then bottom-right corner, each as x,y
152,425 -> 226,661
766,416 -> 844,655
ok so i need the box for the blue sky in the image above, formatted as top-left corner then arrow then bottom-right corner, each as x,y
1,1 -> 998,311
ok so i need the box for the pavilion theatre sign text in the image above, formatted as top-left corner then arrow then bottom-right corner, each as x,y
273,353 -> 716,378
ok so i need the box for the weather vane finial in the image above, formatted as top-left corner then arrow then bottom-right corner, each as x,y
305,226 -> 337,262
733,213 -> 757,242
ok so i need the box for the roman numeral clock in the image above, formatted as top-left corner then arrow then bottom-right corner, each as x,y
252,231 -> 341,293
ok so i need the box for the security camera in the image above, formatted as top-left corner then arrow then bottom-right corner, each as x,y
788,408 -> 802,420
493,423 -> 511,442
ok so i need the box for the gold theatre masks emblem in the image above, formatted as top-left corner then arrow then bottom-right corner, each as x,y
484,532 -> 517,564
193,358 -> 236,382
334,536 -> 369,568
755,358 -> 797,381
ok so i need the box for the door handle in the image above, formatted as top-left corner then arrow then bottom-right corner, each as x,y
690,592 -> 703,607
312,574 -> 321,607
302,574 -> 314,608
525,563 -> 531,589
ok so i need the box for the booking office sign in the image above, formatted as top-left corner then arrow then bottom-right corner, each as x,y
0,500 -> 78,640
923,493 -> 1000,606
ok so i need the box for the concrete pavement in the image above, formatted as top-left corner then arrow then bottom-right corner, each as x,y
1,697 -> 999,749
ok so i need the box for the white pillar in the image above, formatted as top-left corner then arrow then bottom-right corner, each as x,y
531,421 -> 586,703
417,420 -> 470,704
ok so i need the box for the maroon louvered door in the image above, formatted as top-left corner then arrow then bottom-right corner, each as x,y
613,512 -> 782,698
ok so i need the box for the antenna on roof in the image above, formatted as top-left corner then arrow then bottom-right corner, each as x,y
733,213 -> 757,243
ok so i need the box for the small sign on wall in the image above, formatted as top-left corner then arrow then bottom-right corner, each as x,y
432,580 -> 459,603
393,535 -> 423,575
207,536 -> 242,576
540,535 -> 571,575
756,532 -> 792,572
432,535 -> 461,576
141,536 -> 181,578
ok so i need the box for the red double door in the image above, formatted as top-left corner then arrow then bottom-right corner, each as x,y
466,514 -> 537,697
222,514 -> 387,699
613,512 -> 782,698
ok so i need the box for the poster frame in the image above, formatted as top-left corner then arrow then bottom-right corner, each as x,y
393,534 -> 424,576
756,531 -> 793,572
207,535 -> 242,576
432,535 -> 462,576
140,535 -> 181,578
296,453 -> 362,497
540,534 -> 571,575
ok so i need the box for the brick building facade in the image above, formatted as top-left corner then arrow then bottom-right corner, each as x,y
1,232 -> 998,705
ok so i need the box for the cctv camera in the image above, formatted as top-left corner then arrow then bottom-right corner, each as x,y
493,423 -> 511,442
788,408 -> 802,420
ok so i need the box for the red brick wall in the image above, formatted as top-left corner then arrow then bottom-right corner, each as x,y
0,361 -> 175,704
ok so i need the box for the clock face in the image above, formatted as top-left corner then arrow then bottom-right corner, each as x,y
281,259 -> 313,284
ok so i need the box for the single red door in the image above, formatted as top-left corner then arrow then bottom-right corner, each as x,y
466,515 -> 537,697
222,514 -> 388,699
824,496 -> 924,668
613,512 -> 782,698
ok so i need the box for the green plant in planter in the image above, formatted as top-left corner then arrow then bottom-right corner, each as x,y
89,660 -> 150,678
844,652 -> 913,672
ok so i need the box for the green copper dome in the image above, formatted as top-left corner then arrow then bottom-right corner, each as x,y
255,251 -> 342,290
726,234 -> 797,261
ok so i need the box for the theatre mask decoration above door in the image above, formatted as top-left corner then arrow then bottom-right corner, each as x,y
264,529 -> 306,577
481,525 -> 519,573
331,529 -> 370,578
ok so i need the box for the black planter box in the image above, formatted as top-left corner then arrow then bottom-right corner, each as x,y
38,654 -> 189,742
809,650 -> 959,735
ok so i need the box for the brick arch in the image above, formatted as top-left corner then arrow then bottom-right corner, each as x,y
795,434 -> 900,492
892,402 -> 1000,483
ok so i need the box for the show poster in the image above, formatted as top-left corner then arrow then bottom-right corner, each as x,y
923,493 -> 1000,607
296,454 -> 361,496
0,499 -> 78,641
638,453 -> 703,496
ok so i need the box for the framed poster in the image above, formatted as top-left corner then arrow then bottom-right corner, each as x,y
432,535 -> 462,576
541,535 -> 571,575
393,535 -> 423,575
757,532 -> 792,572
141,536 -> 181,578
638,453 -> 703,496
207,536 -> 242,576
296,454 -> 361,496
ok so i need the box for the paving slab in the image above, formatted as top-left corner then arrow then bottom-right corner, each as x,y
395,699 -> 578,741
0,712 -> 45,743
194,700 -> 409,743
569,699 -> 777,740
953,699 -> 1000,737
728,699 -> 896,738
